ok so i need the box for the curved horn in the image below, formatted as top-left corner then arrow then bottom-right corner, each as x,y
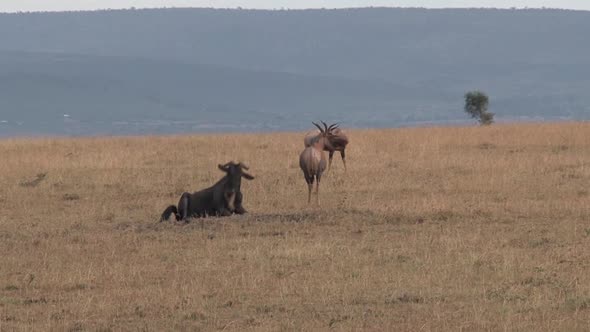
312,122 -> 324,133
218,161 -> 232,171
239,162 -> 249,170
321,121 -> 328,132
328,123 -> 339,131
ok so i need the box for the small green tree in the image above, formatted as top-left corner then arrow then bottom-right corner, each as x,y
464,91 -> 494,125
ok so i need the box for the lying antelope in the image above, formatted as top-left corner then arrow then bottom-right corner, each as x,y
299,122 -> 329,204
304,121 -> 349,171
160,162 -> 254,222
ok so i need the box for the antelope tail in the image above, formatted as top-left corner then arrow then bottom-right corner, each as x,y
160,205 -> 179,222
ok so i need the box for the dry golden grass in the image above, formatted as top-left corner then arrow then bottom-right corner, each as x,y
1,122 -> 590,331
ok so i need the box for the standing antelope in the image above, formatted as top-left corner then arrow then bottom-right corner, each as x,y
304,121 -> 349,171
299,122 -> 328,205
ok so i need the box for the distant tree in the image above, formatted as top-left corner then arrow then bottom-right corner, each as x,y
464,91 -> 494,125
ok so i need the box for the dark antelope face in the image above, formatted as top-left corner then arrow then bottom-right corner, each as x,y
218,161 -> 255,193
312,121 -> 339,148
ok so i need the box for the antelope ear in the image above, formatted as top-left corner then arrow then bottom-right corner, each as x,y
218,164 -> 229,172
242,172 -> 255,180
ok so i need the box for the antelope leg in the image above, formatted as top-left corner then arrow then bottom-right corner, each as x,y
316,180 -> 320,206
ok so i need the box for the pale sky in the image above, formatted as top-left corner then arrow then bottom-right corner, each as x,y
1,1 -> 589,12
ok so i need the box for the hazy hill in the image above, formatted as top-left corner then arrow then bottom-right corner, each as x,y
0,8 -> 589,136
0,51 -> 429,136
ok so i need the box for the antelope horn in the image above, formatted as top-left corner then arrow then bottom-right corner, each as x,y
312,122 -> 324,133
321,121 -> 329,132
328,123 -> 339,131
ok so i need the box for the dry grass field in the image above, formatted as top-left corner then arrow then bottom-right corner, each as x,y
1,122 -> 589,331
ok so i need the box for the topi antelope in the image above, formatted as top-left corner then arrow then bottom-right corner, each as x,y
299,122 -> 329,205
160,162 -> 254,222
304,121 -> 349,171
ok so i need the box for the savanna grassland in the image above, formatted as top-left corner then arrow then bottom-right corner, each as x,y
1,123 -> 589,331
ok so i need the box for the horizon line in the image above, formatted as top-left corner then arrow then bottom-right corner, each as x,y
1,5 -> 588,14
